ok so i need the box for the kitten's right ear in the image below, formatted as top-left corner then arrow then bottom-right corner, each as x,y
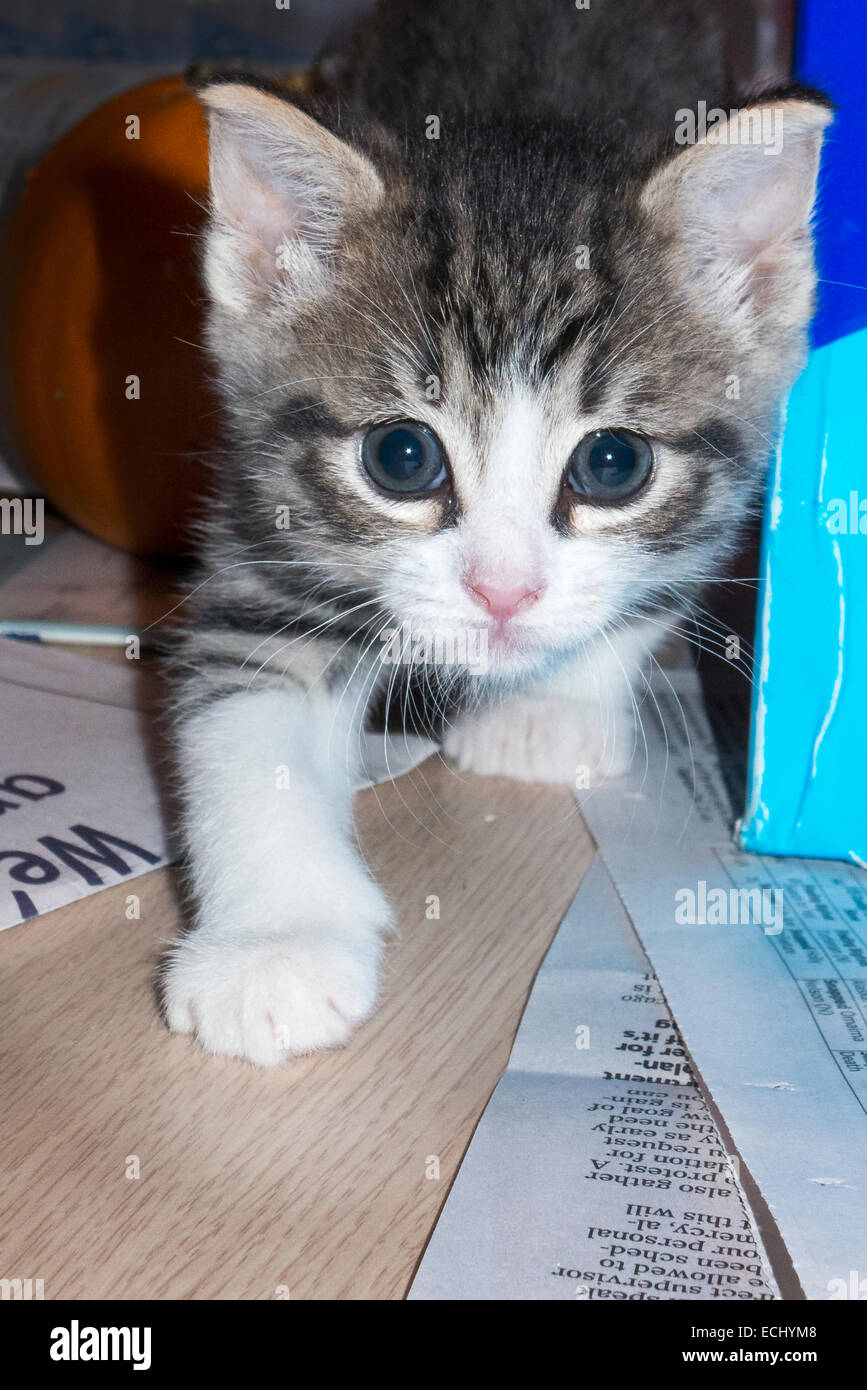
200,82 -> 384,314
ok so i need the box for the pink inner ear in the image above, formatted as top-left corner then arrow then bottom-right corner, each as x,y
203,83 -> 386,313
730,168 -> 811,267
215,145 -> 301,286
649,103 -> 829,291
241,174 -> 297,284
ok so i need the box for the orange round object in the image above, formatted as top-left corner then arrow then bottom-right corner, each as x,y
4,75 -> 216,556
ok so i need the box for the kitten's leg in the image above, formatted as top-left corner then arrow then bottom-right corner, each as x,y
163,666 -> 390,1066
444,623 -> 656,787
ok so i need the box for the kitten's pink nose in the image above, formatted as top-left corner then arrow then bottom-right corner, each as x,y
465,577 -> 543,622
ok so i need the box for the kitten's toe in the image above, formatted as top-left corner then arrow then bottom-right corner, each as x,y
162,930 -> 383,1066
443,694 -> 632,785
164,990 -> 195,1035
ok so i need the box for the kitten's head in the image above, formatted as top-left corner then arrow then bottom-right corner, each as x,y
199,81 -> 830,685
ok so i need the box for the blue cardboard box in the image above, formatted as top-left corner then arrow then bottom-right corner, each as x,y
740,0 -> 867,864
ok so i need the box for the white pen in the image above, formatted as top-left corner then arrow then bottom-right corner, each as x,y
0,620 -> 146,647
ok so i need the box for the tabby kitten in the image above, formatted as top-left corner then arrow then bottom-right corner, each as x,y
164,0 -> 830,1064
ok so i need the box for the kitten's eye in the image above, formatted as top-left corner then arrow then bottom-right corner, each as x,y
361,421 -> 448,494
566,428 -> 654,503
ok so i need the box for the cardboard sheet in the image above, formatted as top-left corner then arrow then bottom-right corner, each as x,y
741,325 -> 867,864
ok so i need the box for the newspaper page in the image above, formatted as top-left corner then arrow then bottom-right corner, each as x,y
578,670 -> 867,1301
0,636 -> 433,931
410,856 -> 779,1301
0,641 -> 170,930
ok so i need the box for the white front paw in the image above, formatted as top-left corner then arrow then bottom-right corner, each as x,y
443,694 -> 633,786
163,928 -> 384,1066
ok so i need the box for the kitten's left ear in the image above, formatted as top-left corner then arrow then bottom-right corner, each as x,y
200,82 -> 385,314
642,97 -> 832,322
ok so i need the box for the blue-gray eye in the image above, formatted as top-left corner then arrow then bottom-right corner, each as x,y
361,421 -> 448,494
567,428 -> 654,503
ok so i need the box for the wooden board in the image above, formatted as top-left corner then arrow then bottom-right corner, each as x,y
0,754 -> 593,1299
